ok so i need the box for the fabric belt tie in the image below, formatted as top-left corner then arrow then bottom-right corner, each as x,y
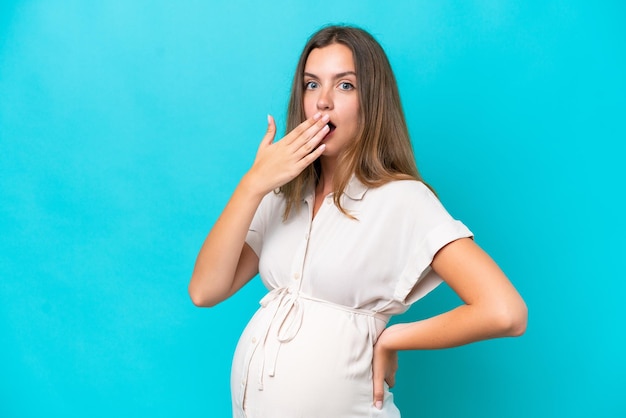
254,287 -> 389,391
255,287 -> 303,389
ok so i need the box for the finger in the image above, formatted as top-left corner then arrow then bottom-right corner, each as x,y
260,114 -> 277,147
385,374 -> 396,388
372,350 -> 385,410
295,124 -> 329,158
372,374 -> 385,410
293,113 -> 330,147
284,112 -> 324,145
387,351 -> 398,388
296,143 -> 326,169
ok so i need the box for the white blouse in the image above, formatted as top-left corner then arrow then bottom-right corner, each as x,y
231,177 -> 473,417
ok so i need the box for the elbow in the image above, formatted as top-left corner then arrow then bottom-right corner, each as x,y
189,290 -> 216,308
510,297 -> 528,336
188,277 -> 222,308
188,284 -> 208,307
495,300 -> 528,337
513,304 -> 529,336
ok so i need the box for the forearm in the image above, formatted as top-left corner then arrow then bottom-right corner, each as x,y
188,113 -> 332,306
379,238 -> 528,351
188,174 -> 265,306
379,301 -> 527,352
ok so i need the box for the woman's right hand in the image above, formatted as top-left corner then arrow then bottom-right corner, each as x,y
244,112 -> 329,195
188,113 -> 329,307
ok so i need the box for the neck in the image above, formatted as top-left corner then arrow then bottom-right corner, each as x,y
317,156 -> 338,196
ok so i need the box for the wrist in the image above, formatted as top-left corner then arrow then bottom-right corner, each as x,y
377,323 -> 410,352
239,172 -> 271,199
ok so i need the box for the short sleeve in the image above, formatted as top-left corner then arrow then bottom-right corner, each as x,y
393,183 -> 473,306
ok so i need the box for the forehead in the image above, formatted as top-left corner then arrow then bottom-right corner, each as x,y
304,43 -> 355,74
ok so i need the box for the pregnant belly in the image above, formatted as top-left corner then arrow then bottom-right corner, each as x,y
231,291 -> 392,417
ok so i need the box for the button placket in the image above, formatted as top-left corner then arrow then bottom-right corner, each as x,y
289,197 -> 314,289
290,234 -> 307,286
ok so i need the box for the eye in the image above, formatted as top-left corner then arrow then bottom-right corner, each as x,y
305,80 -> 319,90
338,82 -> 355,91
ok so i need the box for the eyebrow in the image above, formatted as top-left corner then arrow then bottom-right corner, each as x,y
303,71 -> 357,79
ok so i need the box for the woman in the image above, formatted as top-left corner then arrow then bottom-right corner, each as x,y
189,25 -> 527,417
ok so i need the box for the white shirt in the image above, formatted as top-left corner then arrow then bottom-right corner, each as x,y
231,177 -> 473,417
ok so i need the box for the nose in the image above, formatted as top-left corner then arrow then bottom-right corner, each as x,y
316,87 -> 333,111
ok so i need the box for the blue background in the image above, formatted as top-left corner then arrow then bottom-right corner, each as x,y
1,1 -> 624,417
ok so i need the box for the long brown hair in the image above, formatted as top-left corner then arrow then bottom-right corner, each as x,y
280,25 -> 429,219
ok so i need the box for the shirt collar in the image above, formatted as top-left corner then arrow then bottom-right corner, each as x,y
302,174 -> 369,203
343,175 -> 368,201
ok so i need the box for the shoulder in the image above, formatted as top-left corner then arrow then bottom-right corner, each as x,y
260,189 -> 292,207
263,189 -> 287,205
368,179 -> 437,203
253,190 -> 287,221
362,179 -> 457,224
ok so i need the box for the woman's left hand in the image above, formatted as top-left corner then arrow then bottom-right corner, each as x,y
372,325 -> 400,410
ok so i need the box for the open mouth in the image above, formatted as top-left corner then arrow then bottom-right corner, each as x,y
327,122 -> 336,133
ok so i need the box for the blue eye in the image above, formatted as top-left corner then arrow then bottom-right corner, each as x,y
305,81 -> 319,89
339,82 -> 354,90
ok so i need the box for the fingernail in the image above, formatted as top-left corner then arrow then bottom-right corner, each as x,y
375,401 -> 383,410
321,114 -> 330,122
313,112 -> 322,120
267,114 -> 272,124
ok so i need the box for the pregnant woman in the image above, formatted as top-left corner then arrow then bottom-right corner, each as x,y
189,25 -> 527,417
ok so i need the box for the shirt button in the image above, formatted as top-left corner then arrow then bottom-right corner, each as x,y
293,272 -> 300,280
251,337 -> 257,344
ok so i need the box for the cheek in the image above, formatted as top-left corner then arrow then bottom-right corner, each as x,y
303,96 -> 316,118
349,103 -> 360,127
